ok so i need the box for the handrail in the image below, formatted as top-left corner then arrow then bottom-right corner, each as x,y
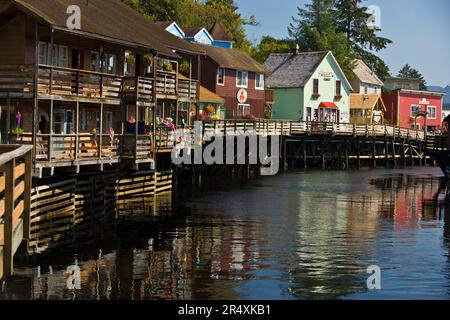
0,145 -> 33,167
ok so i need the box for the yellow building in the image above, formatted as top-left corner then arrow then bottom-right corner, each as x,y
350,94 -> 387,125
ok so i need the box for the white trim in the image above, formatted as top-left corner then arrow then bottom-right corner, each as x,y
255,73 -> 264,90
427,105 -> 437,119
217,67 -> 225,86
167,21 -> 186,38
236,70 -> 248,88
410,105 -> 421,117
193,28 -> 214,43
237,103 -> 251,116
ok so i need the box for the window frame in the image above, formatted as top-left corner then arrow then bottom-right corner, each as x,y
237,104 -> 251,117
217,67 -> 225,86
335,80 -> 342,96
105,53 -> 117,75
58,45 -> 69,68
411,105 -> 421,117
90,51 -> 100,72
313,79 -> 319,95
255,73 -> 265,90
427,106 -> 437,119
236,70 -> 248,88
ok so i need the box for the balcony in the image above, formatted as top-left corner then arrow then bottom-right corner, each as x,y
265,89 -> 275,104
37,65 -> 123,104
122,76 -> 154,106
155,71 -> 177,98
178,78 -> 198,101
0,65 -> 34,99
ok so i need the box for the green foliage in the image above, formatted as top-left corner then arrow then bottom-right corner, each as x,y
121,0 -> 256,53
335,0 -> 392,80
287,0 -> 357,79
179,60 -> 191,74
251,36 -> 295,64
286,0 -> 391,80
397,64 -> 428,91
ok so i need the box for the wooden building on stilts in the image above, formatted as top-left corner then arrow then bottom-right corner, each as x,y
0,0 -> 203,177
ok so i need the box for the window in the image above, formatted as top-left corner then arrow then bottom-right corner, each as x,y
39,42 -> 69,67
39,42 -> 47,64
217,68 -> 225,85
47,44 -> 58,66
80,110 -> 89,131
236,71 -> 248,88
364,86 -> 368,94
124,51 -> 134,76
411,105 -> 421,117
104,111 -> 113,133
90,51 -> 100,72
105,54 -> 117,74
255,73 -> 264,90
313,79 -> 319,95
427,106 -> 437,119
237,104 -> 251,116
58,45 -> 68,67
335,80 -> 342,96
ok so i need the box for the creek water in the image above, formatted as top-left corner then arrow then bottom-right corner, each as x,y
2,167 -> 450,300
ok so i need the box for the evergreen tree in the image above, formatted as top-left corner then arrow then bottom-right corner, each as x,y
287,0 -> 356,78
335,0 -> 392,80
397,64 -> 428,90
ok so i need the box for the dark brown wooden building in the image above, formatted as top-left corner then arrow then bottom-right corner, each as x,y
0,0 -> 203,175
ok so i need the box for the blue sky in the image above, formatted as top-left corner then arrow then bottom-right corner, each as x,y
235,0 -> 450,87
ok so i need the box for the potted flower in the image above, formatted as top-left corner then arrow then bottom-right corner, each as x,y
162,60 -> 173,72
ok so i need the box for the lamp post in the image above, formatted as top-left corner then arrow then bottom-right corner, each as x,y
419,98 -> 430,140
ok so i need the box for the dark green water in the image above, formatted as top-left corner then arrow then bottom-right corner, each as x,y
2,167 -> 450,300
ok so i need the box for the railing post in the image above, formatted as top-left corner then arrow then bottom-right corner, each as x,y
23,150 -> 32,242
3,159 -> 15,277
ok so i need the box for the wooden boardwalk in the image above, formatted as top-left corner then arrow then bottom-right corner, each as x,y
0,145 -> 33,280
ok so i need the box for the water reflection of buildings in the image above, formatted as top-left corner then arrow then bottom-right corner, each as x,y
2,188 -> 264,300
289,172 -> 445,299
2,172 -> 450,300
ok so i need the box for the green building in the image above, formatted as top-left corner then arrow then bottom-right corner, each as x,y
265,51 -> 352,123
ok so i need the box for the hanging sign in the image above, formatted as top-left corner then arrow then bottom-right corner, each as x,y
237,88 -> 248,104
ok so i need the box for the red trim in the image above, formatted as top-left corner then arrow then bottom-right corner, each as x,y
319,102 -> 339,109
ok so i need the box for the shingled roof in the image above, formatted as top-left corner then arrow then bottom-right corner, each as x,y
8,0 -> 203,56
264,52 -> 328,88
209,21 -> 232,42
352,59 -> 384,86
192,43 -> 267,74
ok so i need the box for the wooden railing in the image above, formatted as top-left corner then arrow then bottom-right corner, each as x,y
201,120 -> 428,142
156,71 -> 176,96
38,65 -> 122,101
0,144 -> 32,279
123,76 -> 154,102
0,65 -> 34,98
14,133 -> 120,164
178,79 -> 198,100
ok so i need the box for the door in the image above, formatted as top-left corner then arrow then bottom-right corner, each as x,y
53,109 -> 74,156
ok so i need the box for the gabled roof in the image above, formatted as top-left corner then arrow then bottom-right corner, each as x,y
8,0 -> 203,56
209,21 -> 233,42
192,43 -> 267,74
352,59 -> 384,86
350,94 -> 386,111
265,51 -> 352,90
264,51 -> 327,88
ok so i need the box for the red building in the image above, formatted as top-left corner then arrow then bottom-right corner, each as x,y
382,89 -> 445,132
193,43 -> 267,119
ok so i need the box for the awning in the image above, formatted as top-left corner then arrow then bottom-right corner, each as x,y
319,102 -> 339,109
200,87 -> 225,105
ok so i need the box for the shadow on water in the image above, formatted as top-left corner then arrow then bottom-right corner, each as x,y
2,167 -> 450,300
